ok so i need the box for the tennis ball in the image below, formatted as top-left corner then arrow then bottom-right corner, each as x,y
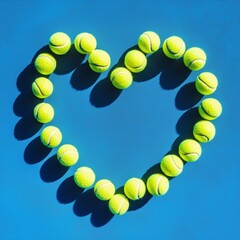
162,36 -> 186,59
198,98 -> 222,120
49,32 -> 71,55
57,144 -> 79,167
110,67 -> 133,89
124,49 -> 147,73
40,126 -> 62,148
178,139 -> 202,162
193,120 -> 216,143
124,178 -> 146,200
88,49 -> 111,73
34,53 -> 56,75
160,154 -> 184,177
138,31 -> 161,54
146,173 -> 169,196
108,194 -> 129,215
94,179 -> 115,201
33,102 -> 54,123
183,47 -> 206,71
195,72 -> 218,95
74,32 -> 97,54
74,167 -> 95,188
32,77 -> 53,99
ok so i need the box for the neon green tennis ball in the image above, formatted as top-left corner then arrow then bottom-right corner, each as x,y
146,173 -> 169,196
74,167 -> 95,188
33,103 -> 54,123
110,67 -> 133,89
193,120 -> 216,143
198,98 -> 222,120
160,154 -> 184,177
138,31 -> 161,54
49,32 -> 71,55
35,53 -> 56,75
183,47 -> 206,71
88,49 -> 111,73
124,177 -> 146,200
32,77 -> 53,99
162,36 -> 186,59
124,49 -> 147,73
94,179 -> 115,201
57,144 -> 79,167
40,126 -> 62,148
195,72 -> 218,95
108,194 -> 129,215
178,139 -> 202,162
74,32 -> 97,54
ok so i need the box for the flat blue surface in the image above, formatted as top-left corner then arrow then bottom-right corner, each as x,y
1,0 -> 239,239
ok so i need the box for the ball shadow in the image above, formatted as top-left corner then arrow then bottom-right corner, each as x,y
40,155 -> 69,183
24,137 -> 52,164
57,176 -> 84,204
70,62 -> 100,90
175,82 -> 203,110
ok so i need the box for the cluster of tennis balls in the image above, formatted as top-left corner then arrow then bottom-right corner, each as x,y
31,31 -> 222,216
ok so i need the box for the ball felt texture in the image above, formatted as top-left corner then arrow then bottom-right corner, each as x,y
178,139 -> 202,162
198,98 -> 222,120
183,47 -> 206,71
40,126 -> 62,148
94,179 -> 115,201
57,144 -> 79,167
195,72 -> 218,95
124,49 -> 147,73
88,49 -> 111,73
49,32 -> 71,55
33,102 -> 54,123
110,67 -> 133,89
124,178 -> 146,200
32,77 -> 53,99
162,36 -> 186,59
74,167 -> 95,188
193,120 -> 216,143
34,53 -> 56,75
108,194 -> 129,215
74,32 -> 97,54
138,31 -> 160,54
147,173 -> 169,196
160,154 -> 184,177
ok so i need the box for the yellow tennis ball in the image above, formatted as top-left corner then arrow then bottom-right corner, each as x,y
74,167 -> 95,188
183,47 -> 206,71
34,53 -> 56,75
178,139 -> 202,162
193,120 -> 216,143
198,98 -> 222,120
160,154 -> 184,177
33,103 -> 54,123
146,173 -> 169,196
108,194 -> 129,215
94,179 -> 115,201
88,49 -> 111,73
32,77 -> 53,99
138,31 -> 161,54
40,126 -> 62,148
162,36 -> 186,59
124,178 -> 146,200
124,49 -> 147,73
110,67 -> 133,89
74,32 -> 97,54
49,32 -> 71,55
195,72 -> 218,95
57,144 -> 79,167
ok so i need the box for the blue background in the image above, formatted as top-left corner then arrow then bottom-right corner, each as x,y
1,0 -> 239,239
